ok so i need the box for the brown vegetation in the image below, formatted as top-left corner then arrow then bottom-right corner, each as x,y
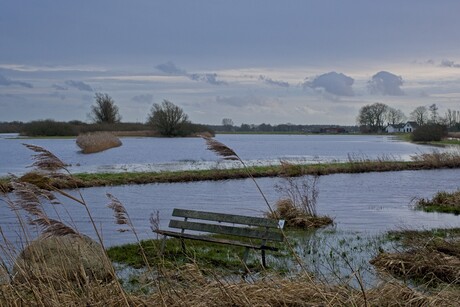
76,131 -> 122,154
415,189 -> 460,214
13,235 -> 112,287
267,173 -> 333,229
371,229 -> 460,286
267,199 -> 333,228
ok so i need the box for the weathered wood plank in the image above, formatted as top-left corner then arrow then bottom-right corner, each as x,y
172,208 -> 282,228
168,220 -> 284,242
154,230 -> 279,251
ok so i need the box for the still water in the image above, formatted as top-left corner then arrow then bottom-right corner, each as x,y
2,169 -> 458,248
0,133 -> 450,176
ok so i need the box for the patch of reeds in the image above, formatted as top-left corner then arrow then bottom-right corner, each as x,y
415,189 -> 460,214
371,229 -> 460,287
267,172 -> 333,229
268,199 -> 333,229
76,131 -> 122,154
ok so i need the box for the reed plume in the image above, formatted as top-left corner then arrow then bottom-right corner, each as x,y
106,193 -> 152,271
106,193 -> 131,232
202,136 -> 274,214
23,143 -> 67,172
203,136 -> 239,161
31,217 -> 79,237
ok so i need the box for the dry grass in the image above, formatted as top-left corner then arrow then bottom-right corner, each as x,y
267,173 -> 333,229
371,230 -> 460,287
267,199 -> 333,229
76,131 -> 122,154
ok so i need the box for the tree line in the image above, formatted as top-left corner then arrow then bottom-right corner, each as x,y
357,102 -> 460,133
1,93 -> 214,137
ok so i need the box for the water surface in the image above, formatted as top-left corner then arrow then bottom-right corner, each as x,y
0,134 -> 451,176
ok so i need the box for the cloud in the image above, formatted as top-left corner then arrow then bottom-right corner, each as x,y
155,61 -> 188,75
258,75 -> 289,88
0,73 -> 33,88
52,84 -> 68,90
155,61 -> 226,85
303,72 -> 354,96
440,59 -> 460,68
368,71 -> 404,96
189,73 -> 227,85
132,94 -> 153,104
65,80 -> 93,91
215,95 -> 272,107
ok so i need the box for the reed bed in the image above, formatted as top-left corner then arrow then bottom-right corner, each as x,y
76,131 -> 122,154
415,189 -> 460,214
371,229 -> 460,287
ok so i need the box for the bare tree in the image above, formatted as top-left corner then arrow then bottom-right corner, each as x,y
410,106 -> 428,125
222,118 -> 234,127
357,102 -> 388,132
429,103 -> 439,123
90,93 -> 121,124
444,109 -> 458,128
147,100 -> 189,136
385,107 -> 406,125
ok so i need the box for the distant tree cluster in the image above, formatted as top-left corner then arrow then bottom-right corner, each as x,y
88,93 -> 213,137
357,102 -> 460,133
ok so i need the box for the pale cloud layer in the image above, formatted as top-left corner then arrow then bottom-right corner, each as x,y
303,72 -> 354,97
368,71 -> 404,96
2,1 -> 460,124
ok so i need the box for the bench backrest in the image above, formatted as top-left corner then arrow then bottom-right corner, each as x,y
169,208 -> 285,242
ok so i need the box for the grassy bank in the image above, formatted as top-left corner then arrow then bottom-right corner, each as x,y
3,151 -> 460,190
415,189 -> 460,214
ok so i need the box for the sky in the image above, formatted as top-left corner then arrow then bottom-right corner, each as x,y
1,0 -> 460,125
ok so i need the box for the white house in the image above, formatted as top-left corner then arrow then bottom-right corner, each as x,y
403,121 -> 419,133
385,123 -> 405,133
386,121 -> 419,133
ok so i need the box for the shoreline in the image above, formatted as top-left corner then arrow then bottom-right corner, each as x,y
2,155 -> 460,190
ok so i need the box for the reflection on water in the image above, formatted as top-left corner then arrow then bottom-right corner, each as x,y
0,134 -> 452,176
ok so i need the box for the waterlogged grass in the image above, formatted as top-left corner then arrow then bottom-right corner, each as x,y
107,229 -> 390,285
372,228 -> 460,287
415,189 -> 460,215
107,234 -> 288,272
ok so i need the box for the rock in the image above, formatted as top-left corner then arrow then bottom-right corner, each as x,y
13,235 -> 113,286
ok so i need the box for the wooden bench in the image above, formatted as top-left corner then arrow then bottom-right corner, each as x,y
153,208 -> 285,267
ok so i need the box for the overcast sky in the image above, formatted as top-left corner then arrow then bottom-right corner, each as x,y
2,0 -> 460,125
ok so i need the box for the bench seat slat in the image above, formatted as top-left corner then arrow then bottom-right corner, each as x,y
172,208 -> 281,228
154,230 -> 279,251
169,220 -> 284,242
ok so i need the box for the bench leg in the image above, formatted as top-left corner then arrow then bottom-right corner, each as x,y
242,247 -> 250,265
261,250 -> 267,268
181,238 -> 186,254
160,235 -> 167,255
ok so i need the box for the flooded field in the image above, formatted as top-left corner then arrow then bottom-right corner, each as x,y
0,133 -> 449,175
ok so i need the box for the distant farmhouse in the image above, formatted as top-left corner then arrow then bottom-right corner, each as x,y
385,121 -> 419,133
